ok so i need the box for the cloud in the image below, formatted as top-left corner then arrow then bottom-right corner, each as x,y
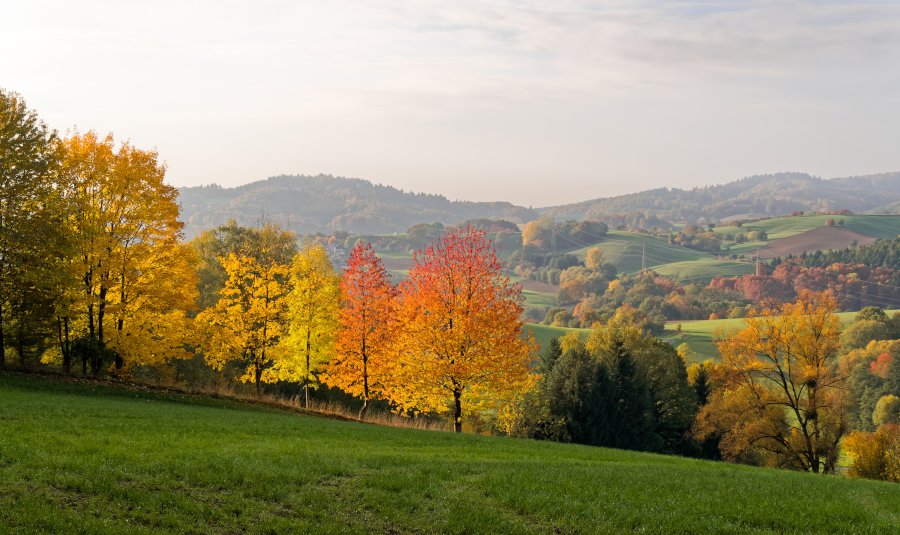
2,1 -> 899,205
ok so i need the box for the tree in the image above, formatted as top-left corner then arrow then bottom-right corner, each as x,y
873,395 -> 900,427
393,227 -> 535,432
195,252 -> 289,395
0,89 -> 67,369
322,243 -> 396,419
59,132 -> 194,375
190,220 -> 297,310
844,424 -> 900,482
585,247 -> 605,270
696,291 -> 847,473
277,243 -> 341,407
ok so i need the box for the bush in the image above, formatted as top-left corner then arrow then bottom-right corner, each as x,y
844,424 -> 900,482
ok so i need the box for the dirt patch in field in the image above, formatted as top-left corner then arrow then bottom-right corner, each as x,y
519,279 -> 559,293
758,226 -> 877,258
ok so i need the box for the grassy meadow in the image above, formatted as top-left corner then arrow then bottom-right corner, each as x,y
2,372 -> 899,534
663,309 -> 900,362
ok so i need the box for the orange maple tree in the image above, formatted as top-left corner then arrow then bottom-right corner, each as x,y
392,226 -> 535,432
321,243 -> 397,419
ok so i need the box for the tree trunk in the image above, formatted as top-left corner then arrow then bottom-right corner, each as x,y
453,387 -> 463,433
57,316 -> 72,375
114,317 -> 124,371
358,344 -> 369,420
0,301 -> 5,370
255,362 -> 262,397
97,287 -> 106,345
304,331 -> 311,409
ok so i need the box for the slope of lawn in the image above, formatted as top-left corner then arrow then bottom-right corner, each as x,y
570,231 -> 712,274
1,373 -> 898,534
652,259 -> 755,284
524,323 -> 588,351
715,214 -> 900,241
663,309 -> 900,362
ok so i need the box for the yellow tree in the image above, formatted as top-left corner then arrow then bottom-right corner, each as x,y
59,131 -> 193,375
695,290 -> 847,473
393,227 -> 536,432
276,243 -> 341,407
196,253 -> 289,395
322,243 -> 396,419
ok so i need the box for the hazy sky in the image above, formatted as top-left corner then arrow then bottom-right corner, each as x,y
3,1 -> 899,206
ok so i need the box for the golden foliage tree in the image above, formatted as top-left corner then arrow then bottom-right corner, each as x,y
844,424 -> 900,482
196,252 -> 289,395
695,290 -> 847,473
392,227 -> 536,432
59,131 -> 195,375
322,243 -> 396,419
276,243 -> 341,407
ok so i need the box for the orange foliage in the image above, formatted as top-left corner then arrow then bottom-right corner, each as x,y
321,243 -> 396,419
391,227 -> 536,432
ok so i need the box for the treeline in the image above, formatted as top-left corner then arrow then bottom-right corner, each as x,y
711,261 -> 900,311
795,238 -> 900,269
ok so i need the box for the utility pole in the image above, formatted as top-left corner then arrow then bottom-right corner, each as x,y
551,215 -> 556,252
642,241 -> 646,272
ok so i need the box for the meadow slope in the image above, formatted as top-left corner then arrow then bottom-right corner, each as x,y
1,373 -> 898,534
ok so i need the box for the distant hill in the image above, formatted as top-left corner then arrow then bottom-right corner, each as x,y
177,171 -> 900,238
178,174 -> 537,238
539,172 -> 900,223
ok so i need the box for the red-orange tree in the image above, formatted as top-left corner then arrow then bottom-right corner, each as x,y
393,227 -> 535,432
322,243 -> 396,419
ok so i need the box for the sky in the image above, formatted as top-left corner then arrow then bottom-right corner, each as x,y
2,1 -> 899,206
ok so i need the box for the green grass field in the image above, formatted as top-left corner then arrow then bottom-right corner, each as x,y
715,214 -> 900,241
652,259 -> 755,284
570,231 -> 712,274
2,373 -> 898,534
523,323 -> 588,352
663,310 -> 900,362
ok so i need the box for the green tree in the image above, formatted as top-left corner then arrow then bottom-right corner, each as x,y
0,89 -> 68,369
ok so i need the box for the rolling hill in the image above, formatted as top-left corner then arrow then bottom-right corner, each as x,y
178,175 -> 537,238
540,172 -> 900,224
2,372 -> 898,534
177,172 -> 900,239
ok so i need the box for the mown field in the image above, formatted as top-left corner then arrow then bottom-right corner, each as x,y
715,214 -> 900,241
663,309 -> 900,362
1,373 -> 899,534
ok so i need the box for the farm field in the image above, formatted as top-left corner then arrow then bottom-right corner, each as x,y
570,230 -> 711,274
714,214 -> 900,241
652,258 -> 755,284
662,309 -> 900,362
2,373 -> 899,534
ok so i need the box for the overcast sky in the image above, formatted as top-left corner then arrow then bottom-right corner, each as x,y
3,1 -> 899,206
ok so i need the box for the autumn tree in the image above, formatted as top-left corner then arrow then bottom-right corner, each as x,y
196,251 -> 289,395
585,247 -> 605,270
695,290 -> 847,473
322,243 -> 396,419
276,242 -> 341,407
0,89 -> 69,369
392,227 -> 535,432
191,220 -> 297,310
59,132 -> 194,375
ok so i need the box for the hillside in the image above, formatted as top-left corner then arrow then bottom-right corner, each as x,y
178,175 -> 537,238
2,373 -> 898,534
177,172 -> 900,238
540,172 -> 900,223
